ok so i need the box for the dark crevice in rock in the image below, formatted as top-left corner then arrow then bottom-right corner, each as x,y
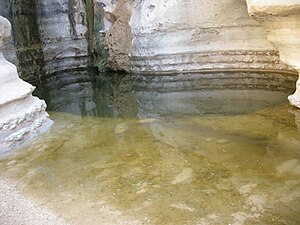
68,0 -> 78,39
1,0 -> 98,84
12,0 -> 45,84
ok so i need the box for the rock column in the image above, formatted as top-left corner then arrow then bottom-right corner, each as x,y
0,16 -> 52,153
246,0 -> 300,108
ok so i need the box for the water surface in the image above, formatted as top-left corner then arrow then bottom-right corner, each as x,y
0,72 -> 300,225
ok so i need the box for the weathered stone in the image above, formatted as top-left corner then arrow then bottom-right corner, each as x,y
0,0 -> 18,65
0,0 -> 93,83
103,0 -> 133,71
11,0 -> 45,83
0,16 -> 53,153
36,0 -> 91,75
246,0 -> 300,108
129,0 -> 294,75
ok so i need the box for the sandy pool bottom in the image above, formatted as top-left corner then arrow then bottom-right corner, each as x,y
0,104 -> 300,225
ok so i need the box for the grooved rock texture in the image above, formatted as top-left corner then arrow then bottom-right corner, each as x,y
129,0 -> 294,75
0,16 -> 52,153
0,0 -> 92,83
37,0 -> 90,75
246,0 -> 300,108
11,0 -> 45,83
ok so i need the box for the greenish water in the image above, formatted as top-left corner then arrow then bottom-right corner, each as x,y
0,72 -> 300,225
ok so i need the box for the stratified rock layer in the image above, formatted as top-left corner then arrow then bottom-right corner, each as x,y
0,16 -> 52,153
129,0 -> 294,75
246,0 -> 300,108
37,0 -> 90,76
11,0 -> 45,83
0,0 -> 92,83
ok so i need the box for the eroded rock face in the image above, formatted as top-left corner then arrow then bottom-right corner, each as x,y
246,0 -> 300,108
0,0 -> 17,65
37,0 -> 91,75
129,0 -> 293,75
101,0 -> 133,71
11,0 -> 45,83
0,0 -> 92,83
0,16 -> 53,153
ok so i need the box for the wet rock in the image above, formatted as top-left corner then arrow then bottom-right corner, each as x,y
6,160 -> 17,166
277,159 -> 300,175
113,123 -> 128,134
171,168 -> 193,185
216,139 -> 230,145
137,118 -> 158,124
239,183 -> 257,195
169,203 -> 196,213
0,16 -> 53,153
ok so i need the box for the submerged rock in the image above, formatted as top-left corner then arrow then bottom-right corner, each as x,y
171,168 -> 193,185
277,159 -> 300,175
137,118 -> 158,124
113,122 -> 128,134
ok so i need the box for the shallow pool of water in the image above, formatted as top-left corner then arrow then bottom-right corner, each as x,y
0,72 -> 300,225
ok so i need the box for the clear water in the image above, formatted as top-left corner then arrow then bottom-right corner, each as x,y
0,72 -> 300,225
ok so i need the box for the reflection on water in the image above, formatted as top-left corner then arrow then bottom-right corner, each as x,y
1,71 -> 300,225
35,70 -> 138,118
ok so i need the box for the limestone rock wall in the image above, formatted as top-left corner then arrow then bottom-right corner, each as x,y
0,0 -> 18,65
246,0 -> 300,108
99,0 -> 133,71
129,0 -> 293,75
100,0 -> 297,77
11,0 -> 45,83
0,16 -> 52,153
0,0 -> 93,83
37,0 -> 90,76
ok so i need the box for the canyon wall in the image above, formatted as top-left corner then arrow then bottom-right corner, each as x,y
0,0 -> 93,83
36,0 -> 91,76
11,0 -> 45,83
0,0 -> 18,65
101,0 -> 296,75
129,0 -> 293,75
1,0 -> 298,97
97,0 -> 133,71
246,0 -> 300,108
0,16 -> 52,153
98,0 -> 298,99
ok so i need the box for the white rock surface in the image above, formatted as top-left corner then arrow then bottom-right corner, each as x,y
0,16 -> 53,153
246,0 -> 300,108
129,0 -> 292,74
